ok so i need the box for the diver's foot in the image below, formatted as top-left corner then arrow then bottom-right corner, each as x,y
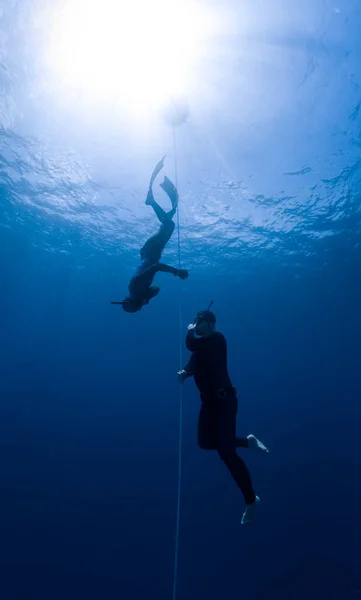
145,188 -> 154,205
241,496 -> 260,525
160,176 -> 178,209
247,435 -> 269,453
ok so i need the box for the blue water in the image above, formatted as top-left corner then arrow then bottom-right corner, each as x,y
1,0 -> 361,598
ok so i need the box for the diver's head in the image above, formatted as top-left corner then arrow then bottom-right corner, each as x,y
194,310 -> 216,337
121,298 -> 142,313
121,287 -> 160,312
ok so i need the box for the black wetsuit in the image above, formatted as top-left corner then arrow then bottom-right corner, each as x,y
128,220 -> 177,303
184,330 -> 256,505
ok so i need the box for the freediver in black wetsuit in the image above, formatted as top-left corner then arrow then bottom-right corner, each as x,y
111,156 -> 188,313
177,306 -> 269,525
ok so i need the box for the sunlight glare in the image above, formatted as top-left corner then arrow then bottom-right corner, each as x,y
47,0 -> 208,116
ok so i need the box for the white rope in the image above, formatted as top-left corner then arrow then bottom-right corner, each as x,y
172,124 -> 183,600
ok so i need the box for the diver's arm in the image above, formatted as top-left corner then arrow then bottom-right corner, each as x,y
186,328 -> 203,351
140,263 -> 178,279
142,263 -> 188,278
130,264 -> 177,291
155,263 -> 179,275
186,329 -> 224,352
183,353 -> 195,377
177,355 -> 194,383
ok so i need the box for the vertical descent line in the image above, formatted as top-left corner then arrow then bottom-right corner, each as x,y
172,124 -> 183,600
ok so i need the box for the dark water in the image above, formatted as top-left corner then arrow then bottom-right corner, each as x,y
1,1 -> 361,599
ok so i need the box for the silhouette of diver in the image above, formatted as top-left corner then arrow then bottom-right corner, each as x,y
177,306 -> 269,525
112,157 -> 188,313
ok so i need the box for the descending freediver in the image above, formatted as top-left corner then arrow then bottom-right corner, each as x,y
111,156 -> 188,313
177,304 -> 269,525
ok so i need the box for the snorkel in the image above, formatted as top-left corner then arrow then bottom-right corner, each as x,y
194,301 -> 216,331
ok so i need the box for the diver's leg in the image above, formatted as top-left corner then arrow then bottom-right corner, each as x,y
236,437 -> 249,448
217,396 -> 257,506
145,188 -> 168,224
217,448 -> 255,503
146,172 -> 178,221
198,401 -> 218,450
218,447 -> 256,506
150,200 -> 168,224
166,206 -> 177,221
140,219 -> 175,262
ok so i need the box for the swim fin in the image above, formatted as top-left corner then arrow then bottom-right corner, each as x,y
145,187 -> 154,206
149,155 -> 166,188
160,175 -> 178,208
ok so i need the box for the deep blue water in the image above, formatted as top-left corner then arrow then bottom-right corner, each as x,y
1,0 -> 361,599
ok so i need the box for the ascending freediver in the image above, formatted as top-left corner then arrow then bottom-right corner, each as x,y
177,304 -> 269,525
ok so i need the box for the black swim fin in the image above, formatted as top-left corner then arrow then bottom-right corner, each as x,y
160,175 -> 178,208
145,187 -> 154,206
149,155 -> 166,188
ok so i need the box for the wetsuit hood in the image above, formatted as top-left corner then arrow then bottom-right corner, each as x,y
195,301 -> 216,325
121,299 -> 141,313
